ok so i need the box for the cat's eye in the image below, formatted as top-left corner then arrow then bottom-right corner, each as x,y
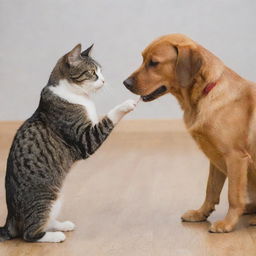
148,60 -> 159,67
85,70 -> 93,75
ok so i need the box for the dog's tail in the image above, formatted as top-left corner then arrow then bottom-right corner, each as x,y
0,226 -> 11,242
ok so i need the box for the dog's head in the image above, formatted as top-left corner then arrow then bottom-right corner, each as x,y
123,34 -> 203,102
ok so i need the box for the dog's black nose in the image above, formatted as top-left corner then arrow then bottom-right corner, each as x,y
123,77 -> 134,90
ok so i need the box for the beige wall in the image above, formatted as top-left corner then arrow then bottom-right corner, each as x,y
1,0 -> 256,120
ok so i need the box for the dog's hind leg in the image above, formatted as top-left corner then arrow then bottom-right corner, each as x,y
244,203 -> 256,215
209,152 -> 248,233
244,173 -> 256,215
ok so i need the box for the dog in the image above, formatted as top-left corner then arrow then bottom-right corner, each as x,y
123,34 -> 256,233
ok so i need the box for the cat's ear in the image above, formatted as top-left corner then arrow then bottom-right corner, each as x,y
67,44 -> 82,65
81,44 -> 94,57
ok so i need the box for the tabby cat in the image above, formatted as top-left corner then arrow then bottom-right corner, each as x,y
0,44 -> 137,243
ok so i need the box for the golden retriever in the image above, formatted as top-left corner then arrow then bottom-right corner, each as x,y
123,34 -> 256,233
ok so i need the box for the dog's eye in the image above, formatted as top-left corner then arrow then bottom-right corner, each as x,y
148,60 -> 159,67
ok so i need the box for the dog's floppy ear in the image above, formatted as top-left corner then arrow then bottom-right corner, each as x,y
175,45 -> 202,88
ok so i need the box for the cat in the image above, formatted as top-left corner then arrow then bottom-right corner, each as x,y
0,44 -> 137,243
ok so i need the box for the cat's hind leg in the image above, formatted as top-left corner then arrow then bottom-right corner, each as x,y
22,199 -> 66,243
46,198 -> 75,232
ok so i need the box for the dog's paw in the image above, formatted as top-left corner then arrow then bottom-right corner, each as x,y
118,99 -> 137,113
181,210 -> 208,222
209,220 -> 234,233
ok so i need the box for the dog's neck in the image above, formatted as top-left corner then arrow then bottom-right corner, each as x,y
176,78 -> 220,126
181,68 -> 245,128
186,75 -> 222,109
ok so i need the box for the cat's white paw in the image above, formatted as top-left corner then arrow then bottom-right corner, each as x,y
49,220 -> 75,232
37,231 -> 66,243
58,221 -> 75,232
107,99 -> 138,124
118,99 -> 137,113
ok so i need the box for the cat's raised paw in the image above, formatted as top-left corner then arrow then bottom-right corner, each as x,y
119,99 -> 137,113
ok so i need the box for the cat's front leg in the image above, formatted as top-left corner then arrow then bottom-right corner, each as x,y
73,99 -> 138,158
107,99 -> 138,124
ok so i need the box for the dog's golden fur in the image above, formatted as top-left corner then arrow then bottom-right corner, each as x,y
124,34 -> 256,232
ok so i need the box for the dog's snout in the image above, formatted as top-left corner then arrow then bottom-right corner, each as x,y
123,77 -> 134,90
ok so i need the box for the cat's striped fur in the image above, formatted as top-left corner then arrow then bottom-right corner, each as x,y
0,44 -> 136,242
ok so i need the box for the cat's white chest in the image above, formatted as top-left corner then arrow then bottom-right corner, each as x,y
49,80 -> 99,125
81,97 -> 98,124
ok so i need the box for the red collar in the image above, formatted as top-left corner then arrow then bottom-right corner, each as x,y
203,82 -> 217,95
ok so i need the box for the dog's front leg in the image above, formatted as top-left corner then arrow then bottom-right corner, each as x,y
181,163 -> 226,222
209,152 -> 248,233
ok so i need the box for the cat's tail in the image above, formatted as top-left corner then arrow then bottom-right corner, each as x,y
0,226 -> 11,242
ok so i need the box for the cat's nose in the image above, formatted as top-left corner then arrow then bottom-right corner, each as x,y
123,77 -> 134,90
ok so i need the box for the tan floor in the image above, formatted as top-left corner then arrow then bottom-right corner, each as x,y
0,120 -> 256,256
